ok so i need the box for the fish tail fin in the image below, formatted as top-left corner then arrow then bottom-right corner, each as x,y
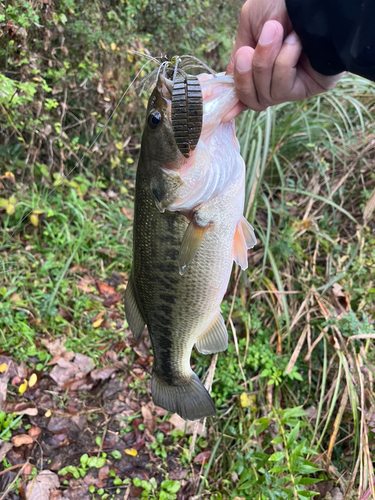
151,372 -> 216,421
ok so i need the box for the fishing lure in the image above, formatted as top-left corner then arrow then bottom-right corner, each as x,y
159,56 -> 204,158
171,71 -> 203,158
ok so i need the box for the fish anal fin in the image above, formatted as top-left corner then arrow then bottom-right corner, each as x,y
152,371 -> 216,421
233,216 -> 257,270
196,313 -> 228,354
125,276 -> 146,340
178,213 -> 213,275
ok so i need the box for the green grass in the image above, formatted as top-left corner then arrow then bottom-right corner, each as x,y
1,75 -> 375,499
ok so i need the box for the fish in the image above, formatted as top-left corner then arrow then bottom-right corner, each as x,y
125,63 -> 256,421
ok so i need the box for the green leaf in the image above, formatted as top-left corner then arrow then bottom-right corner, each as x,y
286,422 -> 300,449
111,450 -> 122,460
161,480 -> 181,493
269,451 -> 285,462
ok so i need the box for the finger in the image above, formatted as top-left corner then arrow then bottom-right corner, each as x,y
270,31 -> 304,101
233,46 -> 267,112
227,1 -> 257,74
251,20 -> 284,106
222,101 -> 248,122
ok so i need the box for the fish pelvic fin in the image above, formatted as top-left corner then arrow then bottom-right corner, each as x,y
178,212 -> 212,275
233,216 -> 257,270
151,372 -> 216,421
195,313 -> 228,354
124,275 -> 146,340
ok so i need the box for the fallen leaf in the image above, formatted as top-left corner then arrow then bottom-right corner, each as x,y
96,281 -> 116,297
103,293 -> 121,307
73,353 -> 95,373
332,283 -> 350,313
26,470 -> 59,500
93,318 -> 104,328
29,373 -> 37,387
141,402 -> 157,433
45,409 -> 52,417
12,402 -> 38,416
19,379 -> 28,394
90,365 -> 120,381
169,413 -> 207,437
193,450 -> 212,464
12,434 -> 34,447
77,276 -> 96,293
30,213 -> 38,227
50,358 -> 80,387
0,363 -> 7,373
98,465 -> 109,481
124,448 -> 137,457
0,442 -> 13,461
28,426 -> 42,440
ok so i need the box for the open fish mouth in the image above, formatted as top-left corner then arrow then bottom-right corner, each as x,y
142,55 -> 218,158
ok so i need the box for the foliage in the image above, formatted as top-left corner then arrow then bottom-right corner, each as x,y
230,407 -> 321,499
133,477 -> 181,500
1,0 -> 375,499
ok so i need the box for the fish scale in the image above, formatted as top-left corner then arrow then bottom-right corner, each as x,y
125,70 -> 256,421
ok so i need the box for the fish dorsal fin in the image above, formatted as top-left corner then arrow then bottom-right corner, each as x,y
125,275 -> 146,340
178,213 -> 213,275
195,313 -> 228,354
233,216 -> 257,270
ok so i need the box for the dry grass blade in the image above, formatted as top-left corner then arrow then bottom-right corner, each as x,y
326,387 -> 349,462
363,187 -> 375,224
285,325 -> 308,375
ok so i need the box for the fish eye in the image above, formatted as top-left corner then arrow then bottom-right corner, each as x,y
148,110 -> 162,130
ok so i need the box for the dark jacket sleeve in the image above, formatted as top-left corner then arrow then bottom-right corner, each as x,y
285,0 -> 375,81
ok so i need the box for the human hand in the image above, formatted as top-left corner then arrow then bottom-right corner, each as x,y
225,0 -> 343,119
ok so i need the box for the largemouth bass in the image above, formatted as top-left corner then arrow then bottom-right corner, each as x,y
125,67 -> 256,421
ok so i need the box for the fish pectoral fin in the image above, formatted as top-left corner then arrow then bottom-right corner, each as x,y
233,216 -> 257,270
125,276 -> 146,340
178,213 -> 212,275
195,313 -> 228,354
151,371 -> 216,421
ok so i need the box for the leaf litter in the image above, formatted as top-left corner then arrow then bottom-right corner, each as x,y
0,329 -> 205,499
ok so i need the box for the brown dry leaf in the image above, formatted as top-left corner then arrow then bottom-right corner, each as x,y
77,276 -> 96,293
96,281 -> 116,296
12,402 -> 38,416
121,207 -> 134,221
44,337 -> 69,358
12,434 -> 34,446
332,283 -> 350,313
98,466 -> 109,481
90,363 -> 122,381
193,450 -> 212,464
73,353 -> 95,373
169,413 -> 207,436
0,442 -> 13,461
26,470 -> 60,500
50,358 -> 80,387
103,294 -> 122,307
364,187 -> 375,223
141,402 -> 157,433
28,426 -> 42,440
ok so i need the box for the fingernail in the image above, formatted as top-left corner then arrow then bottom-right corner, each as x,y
259,21 -> 277,45
236,51 -> 252,73
285,31 -> 299,44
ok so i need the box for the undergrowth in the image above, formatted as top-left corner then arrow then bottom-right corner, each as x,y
1,1 -> 375,499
